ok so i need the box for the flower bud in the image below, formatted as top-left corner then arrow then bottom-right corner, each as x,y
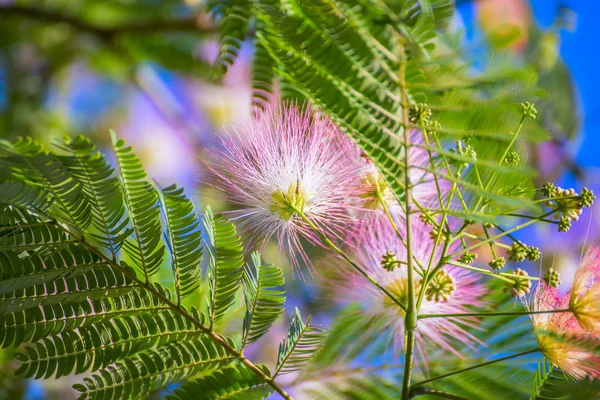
504,268 -> 532,297
458,251 -> 478,265
489,257 -> 506,271
425,270 -> 456,302
508,242 -> 528,262
543,268 -> 561,288
521,101 -> 538,120
381,251 -> 399,272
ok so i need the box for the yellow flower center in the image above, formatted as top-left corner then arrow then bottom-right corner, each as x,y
270,181 -> 308,221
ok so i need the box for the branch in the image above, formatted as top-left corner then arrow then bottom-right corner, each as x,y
0,4 -> 216,42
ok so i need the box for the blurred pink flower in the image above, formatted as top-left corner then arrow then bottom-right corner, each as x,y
333,218 -> 486,357
569,247 -> 600,335
207,103 -> 363,272
528,282 -> 600,380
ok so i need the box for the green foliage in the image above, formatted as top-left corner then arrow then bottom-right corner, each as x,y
0,134 -> 306,399
169,365 -> 274,400
242,252 -> 286,348
159,184 -> 203,303
530,358 -> 568,400
239,0 -> 548,221
204,207 -> 245,325
207,0 -> 252,76
112,131 -> 165,281
275,308 -> 327,377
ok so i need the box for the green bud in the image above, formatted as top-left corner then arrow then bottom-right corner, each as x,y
458,251 -> 478,265
505,151 -> 520,166
508,242 -> 528,262
423,119 -> 442,134
526,246 -> 541,261
543,268 -> 561,288
580,187 -> 595,208
521,101 -> 538,120
425,270 -> 456,302
541,182 -> 557,198
558,215 -> 571,232
419,209 -> 436,226
504,268 -> 532,297
409,103 -> 432,124
489,257 -> 506,271
381,251 -> 399,272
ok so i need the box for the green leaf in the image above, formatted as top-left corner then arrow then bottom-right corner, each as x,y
530,358 -> 568,400
167,365 -> 274,400
0,289 -> 164,348
54,135 -> 131,256
1,138 -> 92,230
203,206 -> 244,325
111,131 -> 165,281
15,309 -> 205,379
207,0 -> 252,76
76,338 -> 234,399
159,184 -> 203,302
241,252 -> 285,348
275,308 -> 326,377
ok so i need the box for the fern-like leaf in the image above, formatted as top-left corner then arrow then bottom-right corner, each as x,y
207,0 -> 252,76
204,207 -> 244,325
74,338 -> 234,399
167,365 -> 274,400
530,358 -> 568,400
241,252 -> 285,348
159,184 -> 203,303
55,135 -> 131,256
275,308 -> 326,377
111,131 -> 165,281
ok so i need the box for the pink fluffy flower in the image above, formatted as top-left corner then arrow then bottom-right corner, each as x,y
569,247 -> 600,335
333,217 -> 486,357
528,282 -> 600,380
207,103 -> 362,271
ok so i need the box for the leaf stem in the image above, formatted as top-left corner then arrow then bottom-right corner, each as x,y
0,4 -> 216,43
419,309 -> 570,319
410,348 -> 540,388
447,260 -> 539,283
399,43 -> 417,400
292,207 -> 407,312
473,114 -> 526,213
447,210 -> 556,258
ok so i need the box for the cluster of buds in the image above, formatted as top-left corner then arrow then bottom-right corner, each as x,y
381,251 -> 400,272
408,103 -> 441,134
429,227 -> 449,242
489,257 -> 506,271
504,268 -> 532,297
508,241 -> 541,262
458,251 -> 478,265
425,270 -> 456,302
504,150 -> 520,166
521,101 -> 538,120
419,209 -> 436,226
543,267 -> 562,288
408,103 -> 432,124
541,183 -> 595,232
449,140 -> 475,172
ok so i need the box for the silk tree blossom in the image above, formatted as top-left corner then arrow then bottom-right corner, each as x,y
528,282 -> 600,380
569,246 -> 600,335
333,217 -> 486,357
207,103 -> 363,271
357,131 -> 449,224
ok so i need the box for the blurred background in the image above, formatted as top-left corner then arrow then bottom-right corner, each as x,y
0,0 -> 599,398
